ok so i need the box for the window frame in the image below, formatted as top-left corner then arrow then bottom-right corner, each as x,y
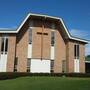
27,58 -> 31,72
51,31 -> 55,46
29,27 -> 32,44
74,44 -> 80,59
50,60 -> 54,73
1,35 -> 8,54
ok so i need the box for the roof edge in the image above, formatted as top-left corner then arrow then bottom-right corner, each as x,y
0,13 -> 88,43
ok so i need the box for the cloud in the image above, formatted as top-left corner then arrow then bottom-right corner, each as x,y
70,29 -> 90,56
70,29 -> 90,39
85,44 -> 90,56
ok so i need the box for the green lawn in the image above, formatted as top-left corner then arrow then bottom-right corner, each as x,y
0,77 -> 90,90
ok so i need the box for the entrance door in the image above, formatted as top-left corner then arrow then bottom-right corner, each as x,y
0,54 -> 7,72
74,59 -> 79,72
30,59 -> 50,73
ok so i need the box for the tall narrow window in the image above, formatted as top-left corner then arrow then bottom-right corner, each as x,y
51,23 -> 55,29
74,45 -> 77,58
14,57 -> 18,72
29,21 -> 33,27
29,28 -> 32,44
1,36 -> 8,54
74,44 -> 79,59
77,45 -> 79,59
27,58 -> 31,72
5,38 -> 8,53
1,37 -> 4,54
29,21 -> 33,44
62,60 -> 66,73
51,31 -> 55,46
50,60 -> 54,73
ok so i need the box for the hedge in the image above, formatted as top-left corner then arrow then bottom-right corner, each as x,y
0,73 -> 90,80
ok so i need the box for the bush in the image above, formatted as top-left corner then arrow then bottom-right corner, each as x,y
0,72 -> 90,80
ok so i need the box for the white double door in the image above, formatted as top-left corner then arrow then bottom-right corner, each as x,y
30,59 -> 50,73
74,59 -> 80,73
0,54 -> 7,72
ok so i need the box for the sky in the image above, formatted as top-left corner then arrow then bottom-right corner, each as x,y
0,0 -> 89,55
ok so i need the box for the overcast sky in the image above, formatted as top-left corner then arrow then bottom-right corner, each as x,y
0,0 -> 89,55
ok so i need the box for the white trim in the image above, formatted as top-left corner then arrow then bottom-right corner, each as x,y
60,18 -> 71,38
27,44 -> 32,58
51,46 -> 55,60
74,59 -> 80,73
17,13 -> 30,33
85,61 -> 90,63
0,28 -> 16,30
59,18 -> 88,43
0,54 -> 7,72
0,13 -> 88,43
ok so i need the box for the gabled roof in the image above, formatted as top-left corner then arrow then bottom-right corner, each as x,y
0,13 -> 88,43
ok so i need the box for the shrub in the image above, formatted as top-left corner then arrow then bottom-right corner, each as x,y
0,72 -> 90,80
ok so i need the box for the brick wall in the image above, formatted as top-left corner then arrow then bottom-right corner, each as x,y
32,27 -> 42,58
0,18 -> 85,73
54,27 -> 66,73
7,34 -> 16,72
32,20 -> 51,59
66,41 -> 74,72
80,44 -> 85,73
66,41 -> 85,73
16,20 -> 29,72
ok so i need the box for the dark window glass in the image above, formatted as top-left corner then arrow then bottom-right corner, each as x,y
29,28 -> 32,44
62,60 -> 66,73
51,60 -> 54,73
14,58 -> 18,66
51,31 -> 55,46
5,38 -> 8,53
27,59 -> 31,67
77,45 -> 79,59
74,45 -> 79,59
74,45 -> 77,58
14,58 -> 18,72
1,37 -> 8,54
27,68 -> 30,72
27,59 -> 31,72
1,37 -> 4,53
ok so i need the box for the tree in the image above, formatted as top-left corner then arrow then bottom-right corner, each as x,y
85,55 -> 90,61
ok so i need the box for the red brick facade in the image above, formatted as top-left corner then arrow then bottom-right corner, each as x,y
0,14 -> 87,73
66,41 -> 85,73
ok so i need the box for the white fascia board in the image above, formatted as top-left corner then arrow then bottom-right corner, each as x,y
85,61 -> 90,63
69,37 -> 88,43
0,28 -> 17,33
16,13 -> 31,33
59,18 -> 88,43
2,13 -> 60,33
0,13 -> 31,33
0,31 -> 16,33
0,13 -> 88,43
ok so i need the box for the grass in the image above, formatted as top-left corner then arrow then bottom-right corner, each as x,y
0,77 -> 90,90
